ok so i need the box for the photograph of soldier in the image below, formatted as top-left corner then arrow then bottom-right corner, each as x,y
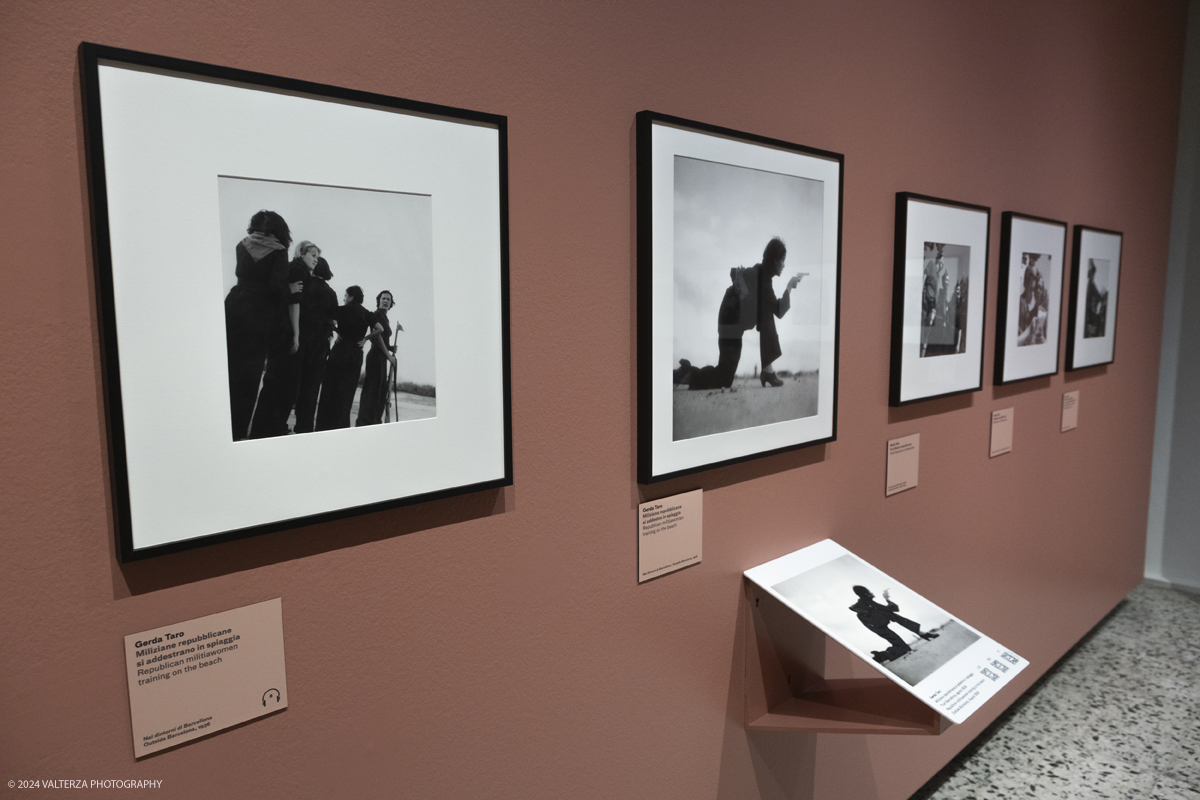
1016,252 -> 1051,347
1084,258 -> 1110,338
677,237 -> 806,391
920,241 -> 970,357
771,553 -> 980,687
670,155 -> 825,440
849,585 -> 939,664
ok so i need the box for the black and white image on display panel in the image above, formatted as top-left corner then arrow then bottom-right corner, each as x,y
919,242 -> 970,358
638,112 -> 841,483
219,177 -> 436,442
1066,225 -> 1121,370
671,156 -> 824,441
771,554 -> 979,687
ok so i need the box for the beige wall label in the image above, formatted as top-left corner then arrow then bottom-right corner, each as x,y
124,598 -> 287,757
1061,391 -> 1079,432
886,433 -> 920,496
638,489 -> 702,583
990,408 -> 1014,457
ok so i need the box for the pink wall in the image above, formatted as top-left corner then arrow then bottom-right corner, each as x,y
0,1 -> 1185,797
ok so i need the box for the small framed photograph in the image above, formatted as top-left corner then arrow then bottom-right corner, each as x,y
994,212 -> 1068,384
889,193 -> 990,406
1065,225 -> 1122,370
80,44 -> 511,560
636,111 -> 842,483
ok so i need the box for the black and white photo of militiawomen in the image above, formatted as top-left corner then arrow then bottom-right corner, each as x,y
1016,252 -> 1051,346
671,156 -> 823,440
1084,258 -> 1110,339
772,554 -> 980,687
920,242 -> 969,357
219,177 -> 436,442
81,43 -> 509,561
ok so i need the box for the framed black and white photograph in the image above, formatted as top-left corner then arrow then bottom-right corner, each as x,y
636,111 -> 842,483
994,212 -> 1067,384
1065,225 -> 1122,370
80,44 -> 511,560
889,193 -> 990,406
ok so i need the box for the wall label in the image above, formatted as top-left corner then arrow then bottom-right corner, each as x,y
886,433 -> 920,496
638,489 -> 702,583
990,408 -> 1014,458
1062,391 -> 1079,432
124,598 -> 287,757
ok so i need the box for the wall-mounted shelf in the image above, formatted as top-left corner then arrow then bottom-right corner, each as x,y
744,580 -> 949,735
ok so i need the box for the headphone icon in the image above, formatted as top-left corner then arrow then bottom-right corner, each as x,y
262,688 -> 281,706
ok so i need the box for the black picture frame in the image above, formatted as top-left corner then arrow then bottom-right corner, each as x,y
889,192 -> 991,406
80,43 -> 512,561
1065,225 -> 1123,371
636,111 -> 842,483
994,212 -> 1068,385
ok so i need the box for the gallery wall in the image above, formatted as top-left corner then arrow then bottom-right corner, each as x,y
1147,0 -> 1200,592
0,1 -> 1185,798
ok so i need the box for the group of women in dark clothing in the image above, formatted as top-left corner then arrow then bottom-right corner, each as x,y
224,210 -> 401,441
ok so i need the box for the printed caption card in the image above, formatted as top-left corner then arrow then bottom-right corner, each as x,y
124,598 -> 287,756
886,433 -> 920,496
1062,391 -> 1079,432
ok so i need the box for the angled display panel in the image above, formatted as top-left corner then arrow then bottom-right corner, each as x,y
745,540 -> 1027,725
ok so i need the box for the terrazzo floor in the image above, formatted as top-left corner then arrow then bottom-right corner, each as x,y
911,582 -> 1200,800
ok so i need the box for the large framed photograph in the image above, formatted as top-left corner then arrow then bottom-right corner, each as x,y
80,44 -> 511,560
889,193 -> 990,406
744,540 -> 1027,725
994,212 -> 1067,384
1065,225 -> 1122,370
636,111 -> 842,483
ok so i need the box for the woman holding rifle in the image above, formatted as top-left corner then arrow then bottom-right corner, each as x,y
356,290 -> 400,426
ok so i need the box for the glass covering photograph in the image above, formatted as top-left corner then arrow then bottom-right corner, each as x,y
80,43 -> 511,560
638,111 -> 842,482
